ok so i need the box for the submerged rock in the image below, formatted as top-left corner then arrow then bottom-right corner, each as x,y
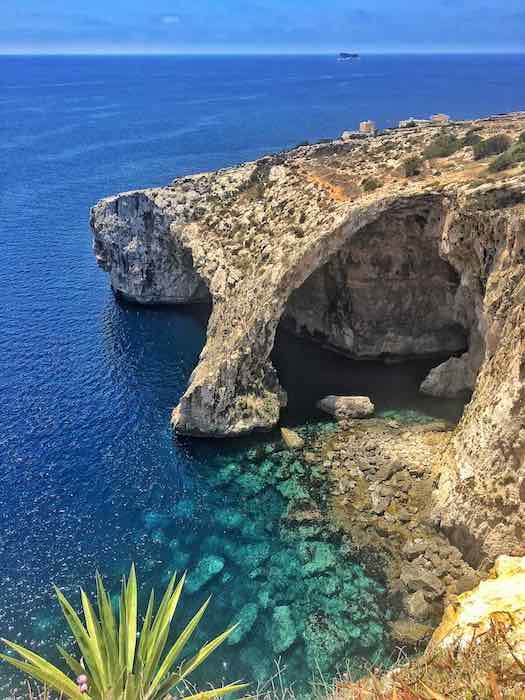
231,542 -> 271,570
228,603 -> 259,645
277,478 -> 310,503
215,508 -> 243,531
236,472 -> 266,496
169,545 -> 190,571
298,541 -> 337,575
318,395 -> 375,419
186,555 -> 225,593
271,605 -> 297,654
143,511 -> 170,529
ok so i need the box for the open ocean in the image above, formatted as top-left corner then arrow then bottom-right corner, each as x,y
1,54 -> 524,696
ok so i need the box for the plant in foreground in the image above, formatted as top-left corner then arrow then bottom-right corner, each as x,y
1,565 -> 248,700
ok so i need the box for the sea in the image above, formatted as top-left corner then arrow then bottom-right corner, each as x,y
1,53 -> 524,698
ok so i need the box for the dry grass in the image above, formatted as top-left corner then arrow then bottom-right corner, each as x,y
331,617 -> 525,700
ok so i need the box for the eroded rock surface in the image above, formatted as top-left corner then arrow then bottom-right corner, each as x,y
318,395 -> 375,419
91,112 -> 525,563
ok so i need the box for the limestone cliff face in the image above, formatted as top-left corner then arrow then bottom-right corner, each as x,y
91,191 -> 208,304
283,202 -> 467,360
91,113 -> 525,562
430,555 -> 525,651
433,182 -> 525,568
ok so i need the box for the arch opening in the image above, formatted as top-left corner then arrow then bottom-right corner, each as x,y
272,200 -> 472,423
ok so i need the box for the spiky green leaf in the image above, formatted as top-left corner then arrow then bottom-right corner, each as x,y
125,564 -> 138,674
57,645 -> 84,678
0,649 -> 86,700
54,587 -> 104,693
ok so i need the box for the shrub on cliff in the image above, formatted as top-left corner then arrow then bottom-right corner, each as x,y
362,177 -> 382,192
423,133 -> 462,159
403,157 -> 423,177
462,130 -> 483,147
488,141 -> 525,172
1,566 -> 246,700
473,134 -> 512,160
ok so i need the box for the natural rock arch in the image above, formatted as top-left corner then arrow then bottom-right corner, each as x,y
171,193 -> 461,437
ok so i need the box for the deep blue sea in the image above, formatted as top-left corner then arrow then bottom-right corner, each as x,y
1,54 -> 524,698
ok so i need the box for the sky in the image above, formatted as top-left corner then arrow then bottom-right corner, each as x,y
2,0 -> 524,55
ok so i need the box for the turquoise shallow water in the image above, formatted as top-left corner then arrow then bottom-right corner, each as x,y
0,53 -> 519,697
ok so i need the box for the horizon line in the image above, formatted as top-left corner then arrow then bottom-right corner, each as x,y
1,49 -> 524,57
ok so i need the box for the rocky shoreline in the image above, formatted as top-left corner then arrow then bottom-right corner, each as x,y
279,415 -> 480,647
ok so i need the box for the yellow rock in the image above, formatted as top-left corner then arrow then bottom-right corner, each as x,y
280,427 -> 305,450
430,555 -> 525,653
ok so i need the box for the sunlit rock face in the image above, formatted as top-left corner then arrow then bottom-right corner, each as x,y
430,555 -> 525,654
283,203 -> 467,360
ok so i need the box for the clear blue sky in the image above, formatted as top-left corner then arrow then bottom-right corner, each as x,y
3,0 -> 524,54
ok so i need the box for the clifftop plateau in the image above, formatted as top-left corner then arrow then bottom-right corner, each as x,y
91,112 -> 525,565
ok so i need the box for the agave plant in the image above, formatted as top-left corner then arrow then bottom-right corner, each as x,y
1,565 -> 247,700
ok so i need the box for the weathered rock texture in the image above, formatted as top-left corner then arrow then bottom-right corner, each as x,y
430,554 -> 525,650
317,395 -> 375,419
91,112 -> 525,564
331,555 -> 525,700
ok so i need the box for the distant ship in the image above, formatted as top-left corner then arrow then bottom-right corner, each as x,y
337,52 -> 360,61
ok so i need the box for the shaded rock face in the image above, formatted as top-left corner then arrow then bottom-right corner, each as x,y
283,204 -> 467,360
91,113 -> 525,564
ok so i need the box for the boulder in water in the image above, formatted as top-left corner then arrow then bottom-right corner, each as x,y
317,395 -> 374,419
272,605 -> 297,654
228,603 -> 259,645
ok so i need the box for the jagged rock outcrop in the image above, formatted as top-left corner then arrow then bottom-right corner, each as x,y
91,192 -> 209,304
91,112 -> 525,563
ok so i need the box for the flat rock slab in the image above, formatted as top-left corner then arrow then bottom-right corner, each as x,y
318,395 -> 375,419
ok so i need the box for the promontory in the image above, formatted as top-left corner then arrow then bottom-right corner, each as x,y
91,112 -> 525,566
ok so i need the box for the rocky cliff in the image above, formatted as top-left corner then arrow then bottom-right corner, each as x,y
91,112 -> 525,564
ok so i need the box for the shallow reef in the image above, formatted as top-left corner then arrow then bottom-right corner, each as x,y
137,420 -> 393,691
27,420 -> 395,695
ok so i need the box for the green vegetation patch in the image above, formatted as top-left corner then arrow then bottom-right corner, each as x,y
473,133 -> 512,160
462,129 -> 483,147
489,141 -> 525,172
423,133 -> 462,159
362,176 -> 382,192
